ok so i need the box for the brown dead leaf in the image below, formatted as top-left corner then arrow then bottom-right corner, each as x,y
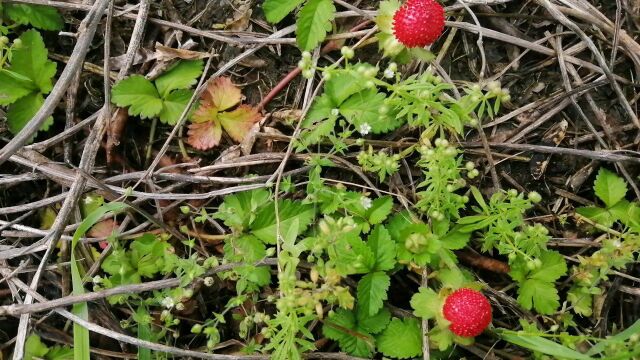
155,43 -> 211,62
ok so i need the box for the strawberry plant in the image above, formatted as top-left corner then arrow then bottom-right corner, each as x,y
569,168 -> 640,316
111,59 -> 204,124
0,29 -> 57,135
262,0 -> 335,51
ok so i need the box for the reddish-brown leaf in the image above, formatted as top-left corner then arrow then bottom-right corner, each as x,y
218,105 -> 262,142
205,77 -> 242,112
187,120 -> 222,150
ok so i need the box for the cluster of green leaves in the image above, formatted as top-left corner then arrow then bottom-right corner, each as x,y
100,233 -> 178,301
296,60 -> 504,156
23,334 -> 72,360
0,29 -> 57,135
262,0 -> 335,51
111,60 -> 203,124
0,4 -> 62,137
458,188 -> 567,314
1,3 -> 63,31
569,168 -> 640,316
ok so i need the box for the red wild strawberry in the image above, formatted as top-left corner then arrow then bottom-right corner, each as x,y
442,288 -> 492,337
392,0 -> 445,48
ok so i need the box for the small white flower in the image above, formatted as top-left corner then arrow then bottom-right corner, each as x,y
161,297 -> 175,309
359,123 -> 372,135
383,69 -> 395,79
360,196 -> 373,210
330,108 -> 340,117
92,275 -> 102,284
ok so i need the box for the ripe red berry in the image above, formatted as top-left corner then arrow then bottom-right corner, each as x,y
392,0 -> 445,48
442,288 -> 492,337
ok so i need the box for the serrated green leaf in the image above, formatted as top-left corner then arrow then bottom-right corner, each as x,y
513,251 -> 566,314
567,286 -> 593,317
0,70 -> 34,105
158,89 -> 192,125
214,189 -> 271,231
263,0 -> 305,23
323,309 -> 356,341
376,318 -> 422,359
112,75 -> 163,119
302,93 -> 335,127
155,60 -> 204,98
250,199 -> 315,244
575,206 -> 614,228
324,71 -> 367,106
530,251 -> 567,283
5,4 -> 63,30
10,29 -> 57,94
322,309 -> 375,358
24,334 -> 49,360
357,307 -> 391,335
410,287 -> 441,320
366,196 -> 394,224
330,231 -> 375,275
593,168 -> 627,208
296,116 -> 336,150
295,0 -> 335,51
339,89 -> 386,132
6,92 -> 53,135
367,225 -> 396,271
517,278 -> 560,315
357,272 -> 390,316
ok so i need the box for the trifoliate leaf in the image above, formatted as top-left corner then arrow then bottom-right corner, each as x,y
514,251 -> 567,314
357,307 -> 391,334
214,189 -> 272,231
357,272 -> 390,316
7,92 -> 53,135
250,199 -> 315,244
593,168 -> 627,208
187,119 -> 222,150
112,75 -> 163,119
410,287 -> 441,320
217,105 -> 261,142
154,60 -> 204,98
263,0 -> 305,23
295,0 -> 335,51
367,225 -> 396,271
158,89 -> 193,125
376,318 -> 423,359
324,71 -> 367,106
5,4 -> 63,30
0,70 -> 34,105
10,29 -> 57,94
